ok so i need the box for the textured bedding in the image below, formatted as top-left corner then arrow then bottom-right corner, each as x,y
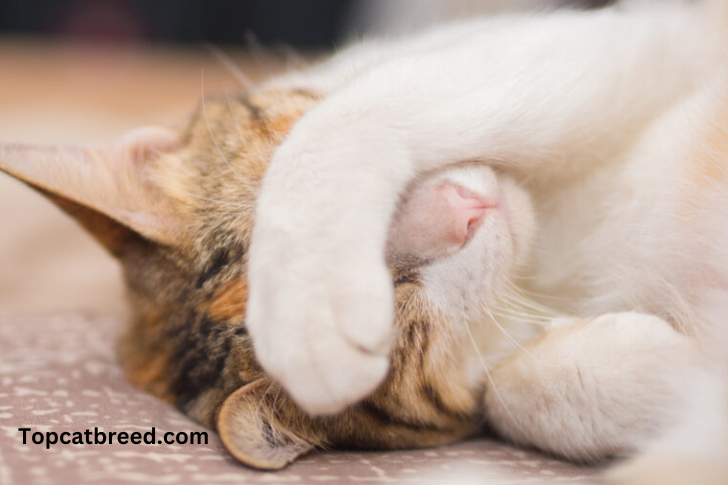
0,314 -> 599,485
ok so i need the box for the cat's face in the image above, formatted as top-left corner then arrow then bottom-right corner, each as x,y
0,88 -> 535,469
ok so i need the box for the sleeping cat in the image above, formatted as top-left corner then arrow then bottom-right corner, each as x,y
1,0 -> 727,483
0,93 -> 496,469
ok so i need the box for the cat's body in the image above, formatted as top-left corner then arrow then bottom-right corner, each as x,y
252,1 -> 728,480
1,0 -> 727,483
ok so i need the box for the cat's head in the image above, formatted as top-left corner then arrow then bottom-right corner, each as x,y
0,88 -> 535,469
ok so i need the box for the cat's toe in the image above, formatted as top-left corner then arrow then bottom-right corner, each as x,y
248,304 -> 392,415
270,330 -> 391,415
246,259 -> 395,415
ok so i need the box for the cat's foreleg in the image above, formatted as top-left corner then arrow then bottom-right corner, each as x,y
605,302 -> 728,485
248,5 -> 717,415
606,375 -> 728,485
483,312 -> 707,462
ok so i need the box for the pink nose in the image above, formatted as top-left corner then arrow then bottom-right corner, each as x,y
437,183 -> 492,246
388,180 -> 495,260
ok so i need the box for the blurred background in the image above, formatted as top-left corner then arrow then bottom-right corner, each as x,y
0,0 -> 611,316
0,0 -> 612,45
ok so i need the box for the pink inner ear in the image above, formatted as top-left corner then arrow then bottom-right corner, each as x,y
389,181 -> 492,259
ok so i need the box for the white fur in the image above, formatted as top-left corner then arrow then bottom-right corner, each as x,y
486,312 -> 705,459
247,0 -> 728,478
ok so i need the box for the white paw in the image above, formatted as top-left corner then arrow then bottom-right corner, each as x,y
246,154 -> 396,414
245,113 -> 407,415
246,248 -> 394,415
486,312 -> 701,461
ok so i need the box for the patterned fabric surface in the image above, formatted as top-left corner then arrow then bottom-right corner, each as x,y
0,314 -> 601,484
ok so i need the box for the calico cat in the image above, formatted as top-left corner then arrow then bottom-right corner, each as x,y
0,93 -> 495,469
2,1 -> 728,483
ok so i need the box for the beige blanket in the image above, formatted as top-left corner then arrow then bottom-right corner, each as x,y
0,313 -> 597,484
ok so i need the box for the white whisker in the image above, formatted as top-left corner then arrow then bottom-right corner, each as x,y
244,30 -> 267,64
501,280 -> 560,317
448,291 -> 524,435
180,190 -> 252,209
224,90 -> 252,154
256,380 -> 276,417
491,309 -> 550,325
462,316 -> 522,433
207,44 -> 255,90
277,43 -> 310,70
200,70 -> 249,186
483,306 -> 542,363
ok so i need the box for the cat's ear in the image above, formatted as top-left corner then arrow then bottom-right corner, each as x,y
217,378 -> 323,470
0,127 -> 186,255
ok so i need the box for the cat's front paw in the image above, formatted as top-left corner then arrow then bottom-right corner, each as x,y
246,118 -> 404,415
485,312 -> 702,461
246,228 -> 395,415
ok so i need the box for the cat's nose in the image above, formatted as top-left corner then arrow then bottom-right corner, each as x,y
388,180 -> 494,260
438,183 -> 492,245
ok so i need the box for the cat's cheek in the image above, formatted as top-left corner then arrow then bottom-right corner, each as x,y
499,178 -> 536,268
